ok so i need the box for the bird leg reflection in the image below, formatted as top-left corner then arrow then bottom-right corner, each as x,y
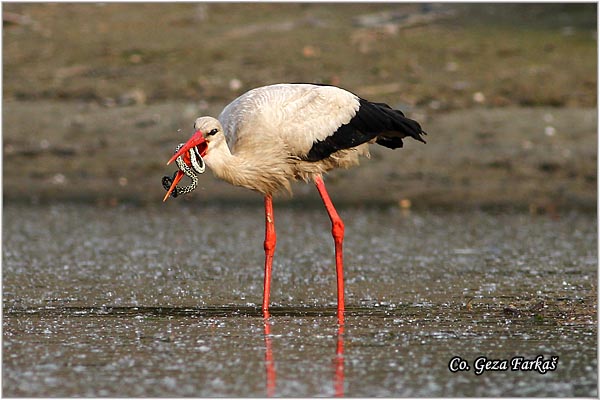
263,312 -> 276,397
334,324 -> 345,397
261,315 -> 345,397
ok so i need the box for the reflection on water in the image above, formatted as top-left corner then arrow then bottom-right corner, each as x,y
2,205 -> 597,396
264,311 -> 345,397
6,305 -> 350,397
263,313 -> 276,397
4,303 -> 596,397
334,324 -> 345,397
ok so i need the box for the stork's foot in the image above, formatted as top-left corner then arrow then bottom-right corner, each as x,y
162,172 -> 179,198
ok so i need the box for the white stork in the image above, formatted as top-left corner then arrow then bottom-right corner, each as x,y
163,83 -> 426,322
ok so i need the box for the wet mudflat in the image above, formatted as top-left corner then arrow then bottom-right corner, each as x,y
3,204 -> 597,396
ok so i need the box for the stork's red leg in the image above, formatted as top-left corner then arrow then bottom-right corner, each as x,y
263,195 -> 276,314
314,176 -> 345,323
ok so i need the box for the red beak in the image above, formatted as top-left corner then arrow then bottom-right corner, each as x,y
167,130 -> 207,166
163,130 -> 208,203
163,170 -> 185,202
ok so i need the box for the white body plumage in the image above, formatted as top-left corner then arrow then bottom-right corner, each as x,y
189,83 -> 424,195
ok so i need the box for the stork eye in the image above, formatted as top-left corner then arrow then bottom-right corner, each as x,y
207,128 -> 218,136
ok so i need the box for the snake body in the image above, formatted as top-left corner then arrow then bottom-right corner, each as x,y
161,143 -> 205,198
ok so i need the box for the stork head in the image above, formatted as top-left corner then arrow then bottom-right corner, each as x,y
166,117 -> 224,166
164,117 -> 225,202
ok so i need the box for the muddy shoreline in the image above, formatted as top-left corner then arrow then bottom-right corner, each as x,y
3,101 -> 596,212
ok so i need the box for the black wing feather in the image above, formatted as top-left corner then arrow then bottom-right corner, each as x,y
304,98 -> 426,162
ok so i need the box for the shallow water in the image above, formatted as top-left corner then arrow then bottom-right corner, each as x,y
3,204 -> 597,396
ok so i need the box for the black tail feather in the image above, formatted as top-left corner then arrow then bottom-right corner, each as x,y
365,101 -> 427,146
305,97 -> 427,161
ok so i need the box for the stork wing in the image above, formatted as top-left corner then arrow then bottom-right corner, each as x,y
218,84 -> 359,156
218,84 -> 424,161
